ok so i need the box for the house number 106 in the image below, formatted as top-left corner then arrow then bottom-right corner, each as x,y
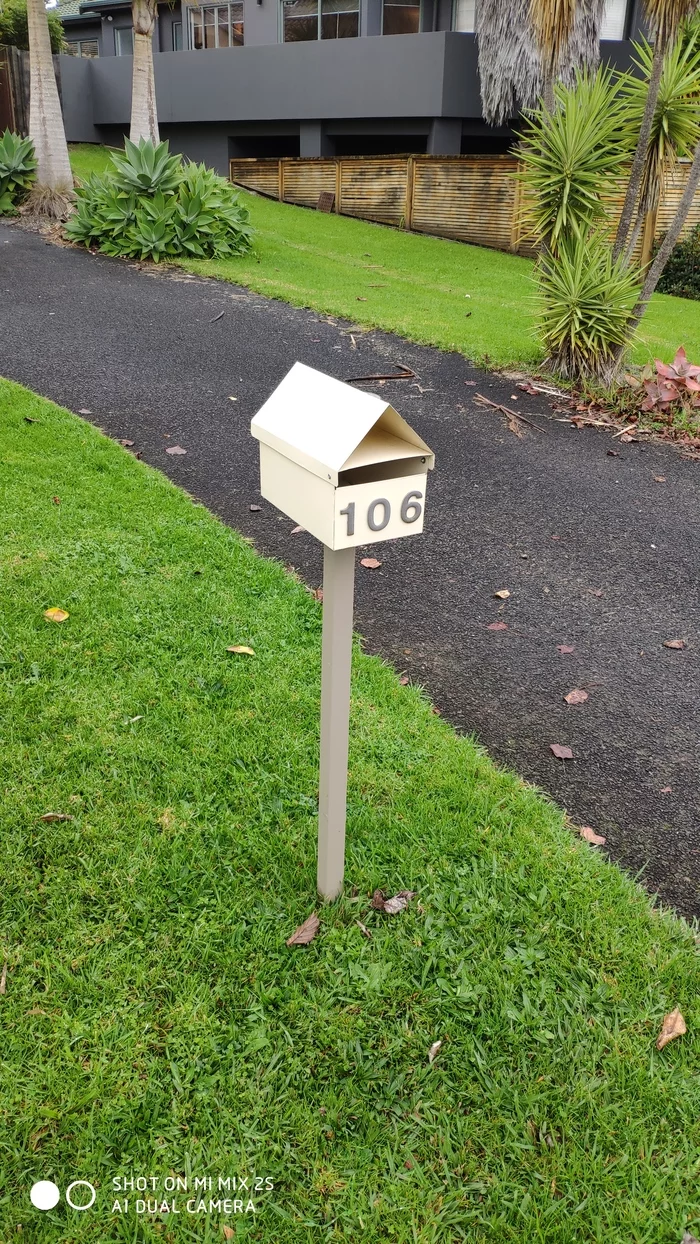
339,490 -> 423,537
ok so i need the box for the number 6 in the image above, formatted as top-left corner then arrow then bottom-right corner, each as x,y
400,490 -> 423,523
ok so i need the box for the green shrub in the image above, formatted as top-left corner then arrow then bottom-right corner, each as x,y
0,0 -> 65,52
656,223 -> 700,300
0,129 -> 37,215
537,232 -> 642,380
65,138 -> 253,262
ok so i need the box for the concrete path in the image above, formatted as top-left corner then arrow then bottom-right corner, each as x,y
2,222 -> 698,918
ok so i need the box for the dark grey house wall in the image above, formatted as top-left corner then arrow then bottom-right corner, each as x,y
59,53 -> 99,141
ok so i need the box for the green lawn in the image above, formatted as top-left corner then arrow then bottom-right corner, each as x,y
70,143 -> 700,369
1,378 -> 699,1243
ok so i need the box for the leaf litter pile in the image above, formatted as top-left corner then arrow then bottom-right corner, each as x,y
1,378 -> 699,1244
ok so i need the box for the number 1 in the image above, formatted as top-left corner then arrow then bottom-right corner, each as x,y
340,501 -> 355,537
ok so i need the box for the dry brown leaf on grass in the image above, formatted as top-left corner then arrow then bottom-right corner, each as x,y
579,826 -> 606,846
226,645 -> 255,656
286,912 -> 320,946
223,1227 -> 235,1240
487,621 -> 508,632
550,744 -> 573,760
656,1008 -> 686,1050
564,689 -> 588,705
39,812 -> 73,823
494,589 -> 510,599
361,558 -> 382,569
428,1040 -> 442,1064
663,638 -> 686,650
43,607 -> 69,623
371,889 -> 416,914
0,961 -> 7,995
165,445 -> 187,456
356,921 -> 372,939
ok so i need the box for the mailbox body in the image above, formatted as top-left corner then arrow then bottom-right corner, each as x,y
251,363 -> 434,550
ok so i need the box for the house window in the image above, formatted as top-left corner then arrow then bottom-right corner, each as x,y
382,0 -> 419,34
114,27 -> 134,54
189,4 -> 244,48
65,38 -> 99,56
601,0 -> 627,39
172,20 -> 182,48
452,0 -> 475,31
282,0 -> 358,41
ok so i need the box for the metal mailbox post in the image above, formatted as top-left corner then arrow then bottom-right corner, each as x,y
251,362 -> 434,901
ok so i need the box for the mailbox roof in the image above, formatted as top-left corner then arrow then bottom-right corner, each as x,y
251,362 -> 434,486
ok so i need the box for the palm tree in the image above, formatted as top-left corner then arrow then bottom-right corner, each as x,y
26,0 -> 73,212
613,0 -> 700,259
130,0 -> 160,144
476,0 -> 606,125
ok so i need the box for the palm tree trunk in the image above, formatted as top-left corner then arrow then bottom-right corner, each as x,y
614,139 -> 700,369
130,0 -> 159,145
26,0 -> 72,191
613,37 -> 665,261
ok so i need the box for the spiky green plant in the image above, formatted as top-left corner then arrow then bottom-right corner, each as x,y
518,69 -> 636,250
0,129 -> 37,215
537,231 -> 642,379
110,137 -> 183,197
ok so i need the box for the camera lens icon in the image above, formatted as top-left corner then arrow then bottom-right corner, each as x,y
30,1179 -> 97,1211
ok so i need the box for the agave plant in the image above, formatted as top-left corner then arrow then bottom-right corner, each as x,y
519,69 -> 636,250
0,129 -> 37,213
110,138 -> 182,197
537,231 -> 642,379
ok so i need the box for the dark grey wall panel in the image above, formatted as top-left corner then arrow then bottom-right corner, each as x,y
57,54 -> 99,142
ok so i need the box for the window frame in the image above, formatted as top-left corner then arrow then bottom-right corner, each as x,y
187,3 -> 245,49
600,0 -> 628,41
114,26 -> 134,55
451,0 -> 475,33
280,0 -> 360,42
381,0 -> 421,36
65,37 -> 100,57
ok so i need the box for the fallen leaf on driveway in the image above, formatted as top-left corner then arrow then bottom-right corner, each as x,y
579,825 -> 606,845
659,786 -> 672,794
663,638 -> 686,650
43,607 -> 69,623
494,589 -> 510,599
291,525 -> 306,534
249,504 -> 262,512
226,645 -> 255,655
78,408 -> 92,415
286,912 -> 320,946
39,812 -> 73,822
589,588 -> 604,597
372,889 -> 416,914
564,688 -> 588,705
557,644 -> 575,654
428,1040 -> 442,1063
550,744 -> 573,759
165,445 -> 187,455
361,558 -> 381,569
464,379 -> 477,386
120,439 -> 135,447
654,475 -> 666,483
487,621 -> 508,632
399,675 -> 410,685
656,1007 -> 686,1050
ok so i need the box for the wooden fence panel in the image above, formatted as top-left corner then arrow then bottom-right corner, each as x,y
339,158 -> 408,225
229,158 -> 281,200
656,163 -> 700,242
281,159 -> 336,208
411,155 -> 521,253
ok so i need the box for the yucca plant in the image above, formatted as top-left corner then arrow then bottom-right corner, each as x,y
620,21 -> 700,258
537,231 -> 642,379
0,129 -> 37,214
519,69 -> 636,250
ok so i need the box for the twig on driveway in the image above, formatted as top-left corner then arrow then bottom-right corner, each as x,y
345,364 -> 416,384
474,392 -> 547,433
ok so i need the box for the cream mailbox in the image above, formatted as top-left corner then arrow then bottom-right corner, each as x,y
251,362 -> 434,901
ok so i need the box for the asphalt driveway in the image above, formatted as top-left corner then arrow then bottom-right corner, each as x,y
1,222 -> 698,917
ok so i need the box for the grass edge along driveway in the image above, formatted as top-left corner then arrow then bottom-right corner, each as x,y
1,377 -> 699,1244
69,142 -> 700,370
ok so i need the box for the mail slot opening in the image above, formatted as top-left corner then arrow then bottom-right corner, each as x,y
338,456 -> 427,487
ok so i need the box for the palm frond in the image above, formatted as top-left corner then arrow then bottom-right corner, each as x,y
643,0 -> 700,49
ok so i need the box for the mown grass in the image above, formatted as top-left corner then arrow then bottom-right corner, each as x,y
69,143 -> 700,369
1,377 -> 700,1243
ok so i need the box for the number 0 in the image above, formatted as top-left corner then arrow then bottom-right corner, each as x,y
401,490 -> 423,523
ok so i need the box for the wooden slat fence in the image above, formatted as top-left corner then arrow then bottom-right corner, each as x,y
230,152 -> 700,264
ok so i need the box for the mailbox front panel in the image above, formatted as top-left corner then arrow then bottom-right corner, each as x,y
331,472 -> 428,550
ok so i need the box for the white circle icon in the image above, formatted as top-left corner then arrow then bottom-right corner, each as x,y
30,1181 -> 60,1211
65,1180 -> 96,1211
